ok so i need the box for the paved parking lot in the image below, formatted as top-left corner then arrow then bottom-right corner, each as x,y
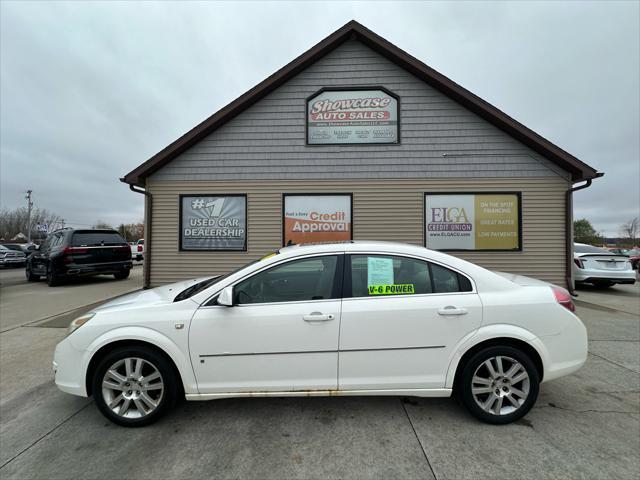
0,271 -> 638,479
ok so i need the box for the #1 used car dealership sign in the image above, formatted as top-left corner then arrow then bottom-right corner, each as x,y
180,195 -> 247,251
307,88 -> 399,144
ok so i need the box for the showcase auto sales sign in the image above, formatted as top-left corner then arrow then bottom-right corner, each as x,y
307,89 -> 398,144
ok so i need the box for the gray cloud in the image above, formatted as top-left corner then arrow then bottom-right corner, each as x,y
1,1 -> 638,236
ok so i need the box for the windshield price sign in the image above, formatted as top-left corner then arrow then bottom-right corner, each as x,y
180,195 -> 246,251
307,89 -> 399,144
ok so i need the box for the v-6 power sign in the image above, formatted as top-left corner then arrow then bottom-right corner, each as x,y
180,195 -> 247,251
307,89 -> 399,144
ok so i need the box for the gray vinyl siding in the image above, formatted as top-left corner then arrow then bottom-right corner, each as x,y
146,177 -> 569,287
150,39 -> 568,182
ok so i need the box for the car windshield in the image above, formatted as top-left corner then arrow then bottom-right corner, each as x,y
2,244 -> 23,251
574,244 -> 612,254
173,251 -> 280,302
625,249 -> 640,256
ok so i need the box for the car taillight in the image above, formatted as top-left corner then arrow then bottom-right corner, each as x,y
573,258 -> 584,269
552,286 -> 575,312
137,245 -> 143,252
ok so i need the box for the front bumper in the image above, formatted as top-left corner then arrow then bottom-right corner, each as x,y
0,259 -> 26,267
53,337 -> 89,397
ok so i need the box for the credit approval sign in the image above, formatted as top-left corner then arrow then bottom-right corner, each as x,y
283,194 -> 352,245
307,89 -> 398,144
425,193 -> 521,251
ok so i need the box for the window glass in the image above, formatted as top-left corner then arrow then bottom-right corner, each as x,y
351,255 -> 433,297
235,256 -> 338,305
431,263 -> 462,293
72,231 -> 125,246
574,244 -> 611,254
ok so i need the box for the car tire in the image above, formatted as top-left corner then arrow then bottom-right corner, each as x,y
26,264 -> 40,281
458,345 -> 539,425
92,346 -> 178,427
114,270 -> 130,280
46,263 -> 62,287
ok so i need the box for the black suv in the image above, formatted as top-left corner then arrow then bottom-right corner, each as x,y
26,228 -> 133,286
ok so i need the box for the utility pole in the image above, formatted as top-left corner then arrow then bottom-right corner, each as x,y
25,190 -> 33,242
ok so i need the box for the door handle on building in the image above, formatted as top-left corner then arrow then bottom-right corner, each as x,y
437,306 -> 468,316
303,313 -> 335,322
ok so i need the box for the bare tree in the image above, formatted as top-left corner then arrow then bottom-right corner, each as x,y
0,207 -> 62,241
620,217 -> 639,242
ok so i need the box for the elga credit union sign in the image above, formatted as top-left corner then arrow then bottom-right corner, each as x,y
180,195 -> 247,251
425,193 -> 521,251
283,194 -> 352,245
307,89 -> 399,144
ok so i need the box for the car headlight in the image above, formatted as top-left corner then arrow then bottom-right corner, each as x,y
68,312 -> 95,335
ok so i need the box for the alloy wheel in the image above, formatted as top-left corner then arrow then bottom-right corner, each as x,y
101,357 -> 164,419
471,355 -> 530,416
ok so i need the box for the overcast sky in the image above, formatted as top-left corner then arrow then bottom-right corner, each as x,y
1,1 -> 638,236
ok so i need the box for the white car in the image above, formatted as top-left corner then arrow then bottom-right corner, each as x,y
573,243 -> 636,288
53,241 -> 587,427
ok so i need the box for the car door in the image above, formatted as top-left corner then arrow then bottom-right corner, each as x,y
30,235 -> 56,275
338,254 -> 482,391
189,254 -> 343,394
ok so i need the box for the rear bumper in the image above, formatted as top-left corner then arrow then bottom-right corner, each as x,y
64,260 -> 132,276
574,268 -> 636,284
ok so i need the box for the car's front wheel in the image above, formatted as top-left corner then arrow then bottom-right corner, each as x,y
458,346 -> 539,424
26,264 -> 40,281
92,346 -> 178,427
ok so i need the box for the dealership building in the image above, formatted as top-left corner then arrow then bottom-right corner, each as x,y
122,21 -> 601,290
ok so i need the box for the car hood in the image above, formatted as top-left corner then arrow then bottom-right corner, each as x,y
93,276 -> 219,312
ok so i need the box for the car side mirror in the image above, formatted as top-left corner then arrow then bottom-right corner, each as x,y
217,286 -> 234,307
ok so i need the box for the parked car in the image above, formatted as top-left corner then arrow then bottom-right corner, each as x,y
624,249 -> 640,270
130,238 -> 144,261
606,247 -> 630,255
53,241 -> 587,427
573,243 -> 636,288
0,245 -> 26,268
26,228 -> 132,286
1,243 -> 37,255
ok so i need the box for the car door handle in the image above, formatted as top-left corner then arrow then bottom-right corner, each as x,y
303,312 -> 335,322
438,306 -> 468,316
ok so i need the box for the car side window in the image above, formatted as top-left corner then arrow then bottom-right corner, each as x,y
234,255 -> 339,305
350,255 -> 473,297
351,255 -> 433,297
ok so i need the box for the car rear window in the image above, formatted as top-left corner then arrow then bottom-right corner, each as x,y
72,231 -> 126,246
574,244 -> 612,254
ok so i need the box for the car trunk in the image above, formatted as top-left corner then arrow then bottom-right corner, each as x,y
577,254 -> 630,271
67,231 -> 130,265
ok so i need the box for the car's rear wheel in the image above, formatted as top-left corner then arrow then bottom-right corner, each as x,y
26,264 -> 40,281
92,346 -> 178,427
458,346 -> 539,424
114,270 -> 130,280
46,263 -> 62,286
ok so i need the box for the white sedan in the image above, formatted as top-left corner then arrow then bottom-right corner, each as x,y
573,243 -> 636,288
53,241 -> 587,427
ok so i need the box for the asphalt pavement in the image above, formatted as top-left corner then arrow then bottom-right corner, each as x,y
0,272 -> 638,479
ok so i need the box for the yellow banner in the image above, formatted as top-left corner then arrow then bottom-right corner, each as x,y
474,195 -> 519,249
368,284 -> 415,295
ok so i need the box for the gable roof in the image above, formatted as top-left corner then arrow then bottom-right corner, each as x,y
122,20 -> 600,187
